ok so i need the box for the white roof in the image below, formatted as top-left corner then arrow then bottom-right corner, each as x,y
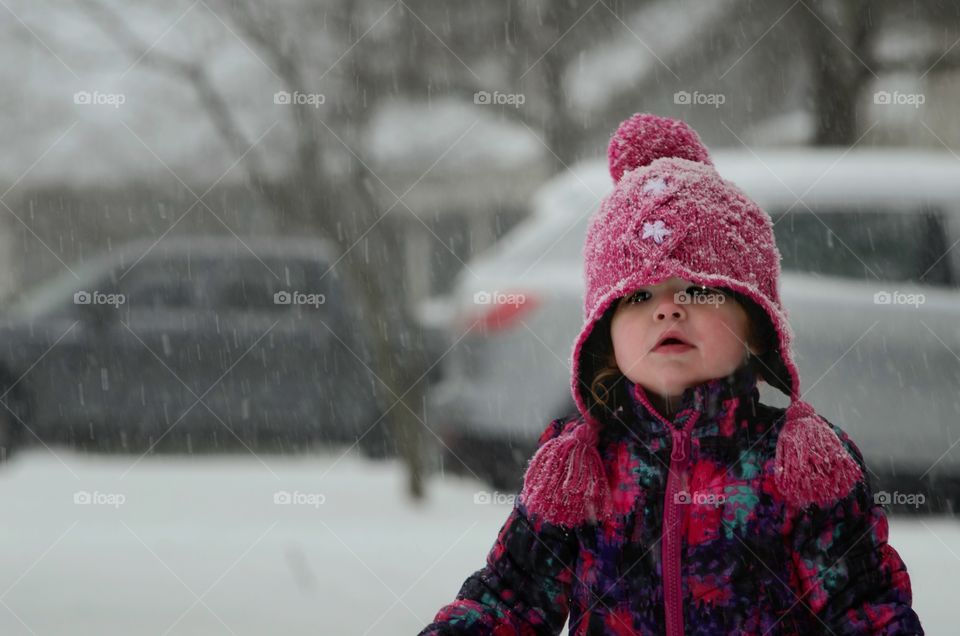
533,149 -> 960,218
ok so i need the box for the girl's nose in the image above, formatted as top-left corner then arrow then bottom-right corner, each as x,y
654,294 -> 687,321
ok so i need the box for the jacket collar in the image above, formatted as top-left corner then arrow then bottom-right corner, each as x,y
620,363 -> 760,437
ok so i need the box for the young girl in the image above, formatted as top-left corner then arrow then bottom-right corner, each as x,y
419,114 -> 923,635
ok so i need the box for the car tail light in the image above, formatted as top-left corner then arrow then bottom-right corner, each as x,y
458,291 -> 541,333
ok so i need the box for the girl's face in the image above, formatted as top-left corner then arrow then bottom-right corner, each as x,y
610,277 -> 756,401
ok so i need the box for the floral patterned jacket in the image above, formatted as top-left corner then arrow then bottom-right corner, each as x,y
419,365 -> 923,635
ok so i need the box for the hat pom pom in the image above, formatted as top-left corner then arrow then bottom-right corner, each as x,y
774,400 -> 861,509
519,420 -> 612,527
607,112 -> 713,183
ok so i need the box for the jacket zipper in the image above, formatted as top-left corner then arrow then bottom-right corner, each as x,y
662,413 -> 698,636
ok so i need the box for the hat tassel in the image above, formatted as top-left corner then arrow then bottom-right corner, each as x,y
774,399 -> 861,508
520,421 -> 612,527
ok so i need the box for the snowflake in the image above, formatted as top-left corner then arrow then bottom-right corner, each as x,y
642,219 -> 672,244
642,176 -> 668,195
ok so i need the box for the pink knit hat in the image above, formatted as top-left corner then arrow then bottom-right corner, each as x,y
519,113 -> 862,527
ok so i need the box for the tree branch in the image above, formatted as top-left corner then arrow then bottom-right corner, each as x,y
79,0 -> 270,182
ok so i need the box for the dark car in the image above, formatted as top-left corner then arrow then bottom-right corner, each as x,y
0,235 -> 389,459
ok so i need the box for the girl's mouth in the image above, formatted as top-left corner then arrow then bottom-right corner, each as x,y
653,340 -> 695,354
652,331 -> 696,354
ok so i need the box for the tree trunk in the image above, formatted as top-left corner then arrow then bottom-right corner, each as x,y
803,0 -> 877,145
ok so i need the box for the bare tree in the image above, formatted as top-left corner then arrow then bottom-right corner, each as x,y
80,0 -> 433,498
395,0 -> 633,167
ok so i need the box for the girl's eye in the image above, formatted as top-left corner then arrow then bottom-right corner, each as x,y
626,290 -> 651,304
686,285 -> 725,297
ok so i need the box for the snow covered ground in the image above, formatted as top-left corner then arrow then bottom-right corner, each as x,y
0,447 -> 952,635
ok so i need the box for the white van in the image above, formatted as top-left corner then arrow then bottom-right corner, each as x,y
428,149 -> 960,509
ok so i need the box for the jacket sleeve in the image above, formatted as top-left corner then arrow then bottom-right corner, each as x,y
787,423 -> 924,635
418,418 -> 581,636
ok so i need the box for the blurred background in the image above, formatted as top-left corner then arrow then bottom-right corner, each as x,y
0,0 -> 958,633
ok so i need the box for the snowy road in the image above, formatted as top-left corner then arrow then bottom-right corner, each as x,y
0,448 -> 952,635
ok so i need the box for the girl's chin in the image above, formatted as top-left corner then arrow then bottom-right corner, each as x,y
639,374 -> 702,396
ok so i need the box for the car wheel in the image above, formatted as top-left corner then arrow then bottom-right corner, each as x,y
0,405 -> 19,463
357,419 -> 393,459
439,433 -> 529,493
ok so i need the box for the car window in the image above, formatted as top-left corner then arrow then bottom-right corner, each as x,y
116,257 -> 214,310
773,207 -> 955,286
211,257 -> 330,313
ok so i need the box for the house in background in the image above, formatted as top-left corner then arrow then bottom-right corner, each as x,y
2,0 -> 957,310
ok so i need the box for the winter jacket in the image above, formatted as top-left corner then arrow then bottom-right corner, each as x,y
418,365 -> 923,635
